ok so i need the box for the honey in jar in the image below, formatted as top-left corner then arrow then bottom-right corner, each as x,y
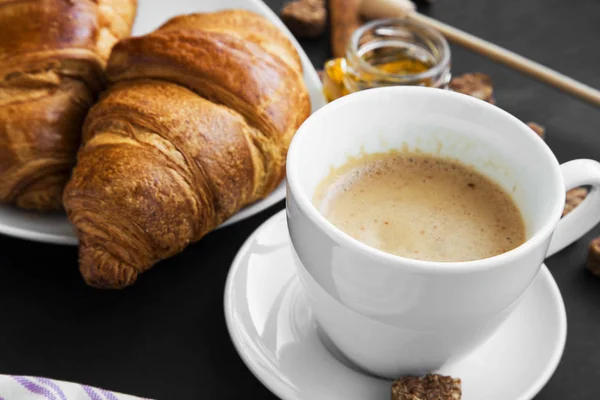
322,19 -> 451,102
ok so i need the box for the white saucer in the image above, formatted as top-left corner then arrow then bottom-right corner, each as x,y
0,0 -> 326,246
224,210 -> 567,400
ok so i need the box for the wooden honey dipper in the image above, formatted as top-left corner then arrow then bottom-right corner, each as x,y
340,0 -> 600,108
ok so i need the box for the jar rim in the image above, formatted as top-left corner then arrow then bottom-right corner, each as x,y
346,18 -> 451,83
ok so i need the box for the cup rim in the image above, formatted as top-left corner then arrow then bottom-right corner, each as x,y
286,86 -> 565,274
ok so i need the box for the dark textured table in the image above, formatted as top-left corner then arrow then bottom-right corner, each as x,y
1,1 -> 600,399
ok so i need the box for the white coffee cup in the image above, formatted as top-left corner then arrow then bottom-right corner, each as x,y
285,86 -> 600,379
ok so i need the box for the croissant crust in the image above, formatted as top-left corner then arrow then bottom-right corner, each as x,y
0,0 -> 137,210
64,10 -> 311,288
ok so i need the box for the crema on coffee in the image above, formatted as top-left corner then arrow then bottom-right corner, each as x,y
314,151 -> 526,262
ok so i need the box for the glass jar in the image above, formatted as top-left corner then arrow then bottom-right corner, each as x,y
322,18 -> 452,102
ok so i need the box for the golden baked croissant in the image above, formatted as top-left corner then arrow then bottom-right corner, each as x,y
0,0 -> 137,210
63,10 -> 311,288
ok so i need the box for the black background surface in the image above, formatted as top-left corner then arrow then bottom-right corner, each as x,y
1,0 -> 600,399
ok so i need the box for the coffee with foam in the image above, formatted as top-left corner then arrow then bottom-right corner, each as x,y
314,151 -> 526,262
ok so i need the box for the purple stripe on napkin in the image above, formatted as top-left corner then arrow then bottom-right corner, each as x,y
13,376 -> 58,400
99,388 -> 120,400
36,377 -> 68,400
82,385 -> 105,400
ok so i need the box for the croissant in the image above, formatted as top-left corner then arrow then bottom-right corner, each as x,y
63,10 -> 311,288
0,0 -> 137,210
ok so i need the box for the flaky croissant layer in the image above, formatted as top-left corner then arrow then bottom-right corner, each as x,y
64,10 -> 310,288
0,0 -> 137,210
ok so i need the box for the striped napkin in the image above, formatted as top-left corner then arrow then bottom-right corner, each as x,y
0,376 -> 148,400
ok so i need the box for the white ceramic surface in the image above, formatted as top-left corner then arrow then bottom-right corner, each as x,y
224,211 -> 567,400
0,0 -> 326,246
285,86 -> 600,378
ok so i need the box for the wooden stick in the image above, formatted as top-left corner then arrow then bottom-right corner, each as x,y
329,0 -> 362,58
361,0 -> 600,108
411,14 -> 600,107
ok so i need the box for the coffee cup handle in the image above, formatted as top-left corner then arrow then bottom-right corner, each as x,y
546,159 -> 600,258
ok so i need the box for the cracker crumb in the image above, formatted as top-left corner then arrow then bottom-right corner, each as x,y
563,187 -> 588,217
449,73 -> 495,104
527,122 -> 545,138
281,0 -> 327,39
587,237 -> 600,277
391,374 -> 462,400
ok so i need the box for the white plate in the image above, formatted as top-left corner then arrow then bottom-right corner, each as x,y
0,0 -> 326,246
224,210 -> 567,400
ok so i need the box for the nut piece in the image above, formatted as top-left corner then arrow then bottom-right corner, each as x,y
281,0 -> 327,39
449,73 -> 495,104
587,237 -> 600,277
563,187 -> 588,217
391,374 -> 462,400
527,122 -> 545,139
